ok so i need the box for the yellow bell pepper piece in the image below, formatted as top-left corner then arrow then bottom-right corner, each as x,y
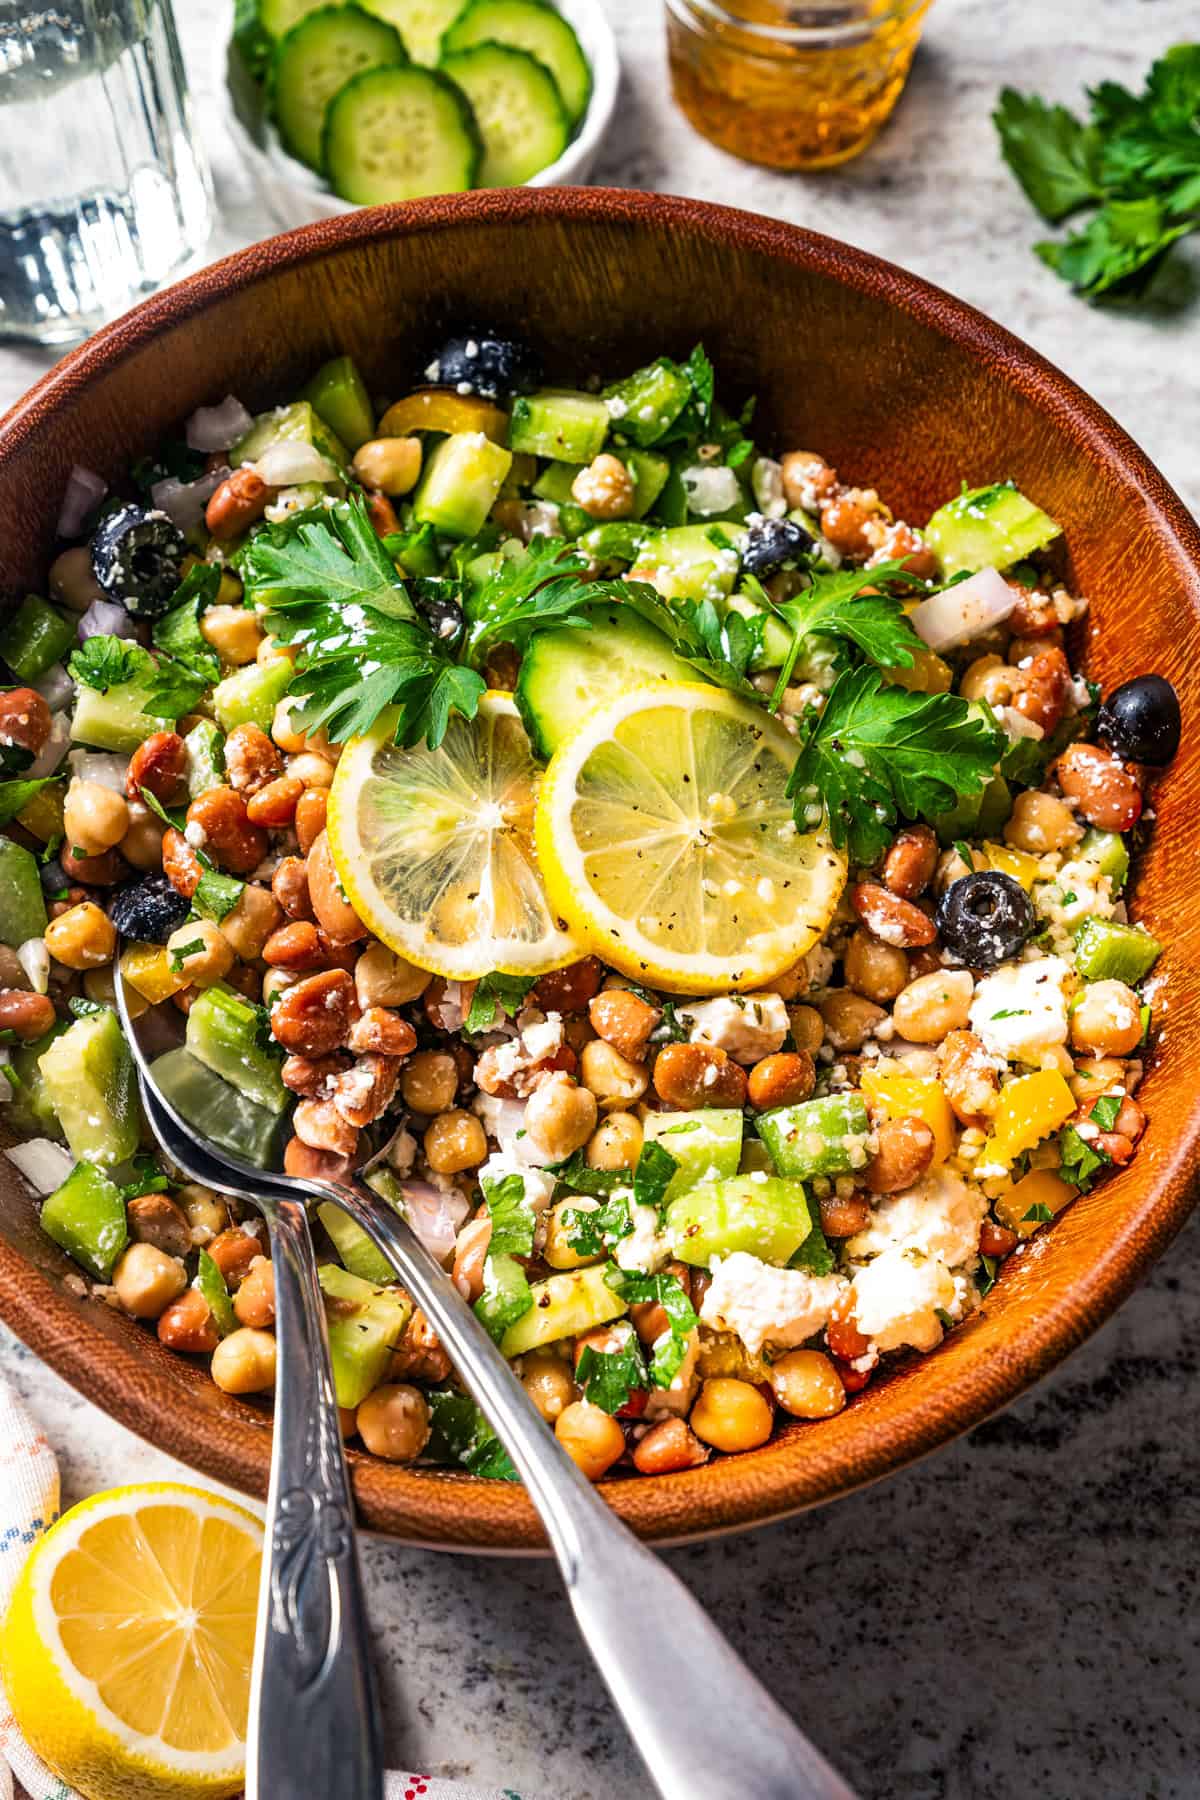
995,1168 -> 1077,1237
860,1066 -> 957,1166
988,1069 -> 1076,1164
120,942 -> 189,1006
884,644 -> 953,695
983,841 -> 1041,891
15,783 -> 65,844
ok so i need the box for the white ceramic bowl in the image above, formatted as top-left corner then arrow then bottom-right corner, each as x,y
219,0 -> 620,231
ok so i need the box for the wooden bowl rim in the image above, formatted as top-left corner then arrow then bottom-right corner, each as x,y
1,186 -> 1197,1551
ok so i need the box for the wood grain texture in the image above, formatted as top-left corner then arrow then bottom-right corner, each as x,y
0,188 -> 1196,1551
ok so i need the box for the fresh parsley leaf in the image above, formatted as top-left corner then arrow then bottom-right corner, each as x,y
426,1384 -> 518,1481
192,858 -> 245,923
481,1172 -> 537,1258
151,564 -> 222,687
680,596 -> 763,683
136,785 -> 187,832
576,1323 -> 648,1414
991,1008 -> 1031,1020
169,936 -> 204,970
141,655 -> 211,721
1058,1123 -> 1111,1192
561,1195 -> 635,1256
993,88 -> 1102,221
242,496 -> 417,620
1037,196 -> 1193,297
0,777 -> 57,827
67,996 -> 111,1019
1022,1202 -> 1054,1223
789,1218 -> 836,1276
648,997 -> 690,1045
464,972 -> 537,1034
116,1153 -> 171,1201
1089,1093 -> 1122,1131
550,1151 -> 628,1198
767,559 -> 924,709
633,1141 -> 678,1214
69,635 -> 150,693
463,538 -> 604,667
788,664 -> 1004,866
977,1252 -> 998,1297
130,439 -> 205,500
685,344 -> 715,429
474,1172 -> 537,1343
604,1266 -> 697,1386
474,1252 -> 533,1344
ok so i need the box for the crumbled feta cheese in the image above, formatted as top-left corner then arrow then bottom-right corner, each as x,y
969,956 -> 1072,1064
478,1152 -> 556,1215
681,465 -> 742,517
517,1009 -> 564,1062
385,1126 -> 418,1176
644,1330 -> 701,1419
681,993 -> 789,1064
845,1167 -> 987,1269
472,1093 -> 557,1168
751,456 -> 786,518
850,1248 -> 956,1352
699,1252 -> 847,1356
614,1202 -> 671,1274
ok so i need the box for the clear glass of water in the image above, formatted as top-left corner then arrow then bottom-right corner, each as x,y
0,0 -> 213,346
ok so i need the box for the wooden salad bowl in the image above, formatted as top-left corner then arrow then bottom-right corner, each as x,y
0,189 -> 1196,1551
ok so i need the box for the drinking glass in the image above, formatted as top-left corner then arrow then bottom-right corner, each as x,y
0,0 -> 213,345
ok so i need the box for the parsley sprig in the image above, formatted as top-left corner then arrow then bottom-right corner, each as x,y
766,559 -> 924,709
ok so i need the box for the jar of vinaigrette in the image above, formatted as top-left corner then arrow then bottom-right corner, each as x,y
665,0 -> 934,170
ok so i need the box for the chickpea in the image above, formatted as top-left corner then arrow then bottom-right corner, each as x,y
200,603 -> 264,667
352,436 -> 423,496
63,778 -> 130,857
257,632 -> 299,667
452,1214 -> 492,1301
401,1049 -> 459,1115
356,1382 -> 431,1460
1004,789 -> 1083,855
816,989 -> 886,1052
354,941 -> 431,1009
586,1110 -> 643,1172
271,695 -> 331,757
118,798 -> 166,871
1069,979 -> 1144,1057
286,752 -> 334,792
211,1327 -> 278,1395
523,1072 -> 597,1160
233,1255 -> 276,1328
112,1242 -> 188,1319
543,1197 -> 602,1271
165,919 -> 235,989
44,902 -> 116,971
555,1400 -> 626,1480
219,882 -> 284,961
788,1004 -> 824,1053
769,955 -> 810,1002
892,969 -> 974,1043
1069,1057 -> 1129,1106
769,1349 -> 846,1419
262,967 -> 300,1007
843,929 -> 909,1004
579,1037 -> 648,1110
690,1377 -> 773,1453
521,1351 -> 577,1423
424,1107 -> 487,1174
632,1417 -> 709,1475
959,653 -> 1014,707
49,544 -> 105,611
178,1182 -> 229,1244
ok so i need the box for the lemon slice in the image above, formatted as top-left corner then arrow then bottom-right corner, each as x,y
328,690 -> 584,979
535,683 -> 846,994
0,1482 -> 261,1800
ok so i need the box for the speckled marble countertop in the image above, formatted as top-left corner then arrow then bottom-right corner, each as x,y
2,2 -> 1199,1796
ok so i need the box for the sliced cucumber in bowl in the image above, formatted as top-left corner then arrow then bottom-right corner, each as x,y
440,43 -> 569,188
322,63 -> 482,200
270,3 -> 408,170
442,0 -> 592,123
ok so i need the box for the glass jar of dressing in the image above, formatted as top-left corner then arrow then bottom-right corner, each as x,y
664,0 -> 934,171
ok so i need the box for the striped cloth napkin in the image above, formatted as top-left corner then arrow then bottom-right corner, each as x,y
0,1379 -> 525,1800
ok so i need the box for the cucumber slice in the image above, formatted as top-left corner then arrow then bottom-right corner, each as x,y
629,523 -> 745,607
0,838 -> 47,948
361,0 -> 464,62
71,676 -> 167,754
1073,917 -> 1161,984
642,1110 -> 744,1203
318,1263 -> 411,1407
0,595 -> 76,682
509,389 -> 609,462
5,1023 -> 69,1141
440,44 -> 569,187
412,430 -> 513,536
323,64 -> 481,202
302,353 -> 375,452
186,985 -> 290,1116
924,482 -> 1061,577
499,1263 -> 627,1356
442,0 -> 591,123
667,1174 -> 812,1269
317,1198 -> 396,1284
757,1094 -> 871,1181
39,1010 -> 139,1171
515,602 -> 701,758
270,4 -> 407,171
40,1162 -> 127,1282
151,1047 -> 291,1169
602,358 -> 694,448
232,399 -> 349,478
211,656 -> 294,733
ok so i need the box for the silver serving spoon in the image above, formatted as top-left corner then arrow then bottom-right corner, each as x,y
115,961 -> 857,1800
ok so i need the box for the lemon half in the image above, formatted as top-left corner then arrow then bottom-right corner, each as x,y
535,683 -> 846,994
328,691 -> 584,980
0,1482 -> 261,1800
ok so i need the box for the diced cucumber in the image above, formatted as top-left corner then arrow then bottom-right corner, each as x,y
39,1010 -> 138,1171
186,985 -> 289,1115
977,774 -> 1013,838
725,592 -> 793,670
499,1262 -> 627,1356
212,656 -> 294,733
71,676 -> 165,753
4,1023 -> 69,1140
194,1247 -> 237,1338
323,64 -> 481,202
924,482 -> 1061,578
440,44 -> 569,186
318,1263 -> 412,1408
318,1199 -> 395,1285
602,358 -> 694,448
361,0 -> 464,62
442,0 -> 592,122
934,774 -> 1010,847
270,4 -> 408,171
151,1047 -> 290,1169
618,448 -> 671,520
1078,827 -> 1129,893
629,523 -> 744,607
39,1162 -> 127,1282
0,837 -> 47,948
642,1109 -> 744,1203
383,522 -> 442,577
231,399 -> 349,478
0,596 -> 76,681
514,602 -> 701,758
509,390 -> 609,463
301,354 -> 376,453
531,460 -> 580,507
184,718 -> 226,798
757,1093 -> 872,1181
1073,917 -> 1162,984
666,1174 -> 811,1269
412,431 -> 513,537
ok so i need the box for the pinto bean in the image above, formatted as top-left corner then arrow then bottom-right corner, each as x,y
205,467 -> 270,539
0,990 -> 56,1042
652,1041 -> 747,1109
294,788 -> 328,854
882,825 -> 939,899
1012,646 -> 1070,734
162,827 -> 202,899
346,1006 -> 417,1057
863,1116 -> 935,1194
851,881 -> 937,949
208,1223 -> 268,1287
589,987 -> 660,1061
269,968 -> 358,1056
632,1417 -> 708,1474
532,957 -> 605,1014
157,1285 -> 219,1353
939,1029 -> 999,1126
0,686 -> 51,759
185,787 -> 267,876
126,731 -> 187,804
979,1220 -> 1018,1259
331,1054 -> 401,1128
307,830 -> 367,944
747,1051 -> 815,1110
388,1308 -> 450,1383
1055,741 -> 1144,832
272,855 -> 314,921
262,920 -> 325,970
126,1191 -> 192,1260
283,1136 -> 352,1183
293,1097 -> 359,1156
246,774 -> 302,827
819,1191 -> 871,1237
224,723 -> 282,796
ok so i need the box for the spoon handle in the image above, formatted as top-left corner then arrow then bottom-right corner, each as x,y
246,1195 -> 383,1800
331,1180 -> 856,1800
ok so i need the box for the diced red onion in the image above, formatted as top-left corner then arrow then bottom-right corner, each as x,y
79,598 -> 137,643
186,395 -> 254,453
27,712 -> 70,778
55,464 -> 107,539
5,1137 -> 74,1192
17,938 -> 49,994
401,1179 -> 470,1264
151,465 -> 230,531
32,660 -> 74,711
254,440 -> 336,487
68,748 -> 130,792
910,566 -> 1016,653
